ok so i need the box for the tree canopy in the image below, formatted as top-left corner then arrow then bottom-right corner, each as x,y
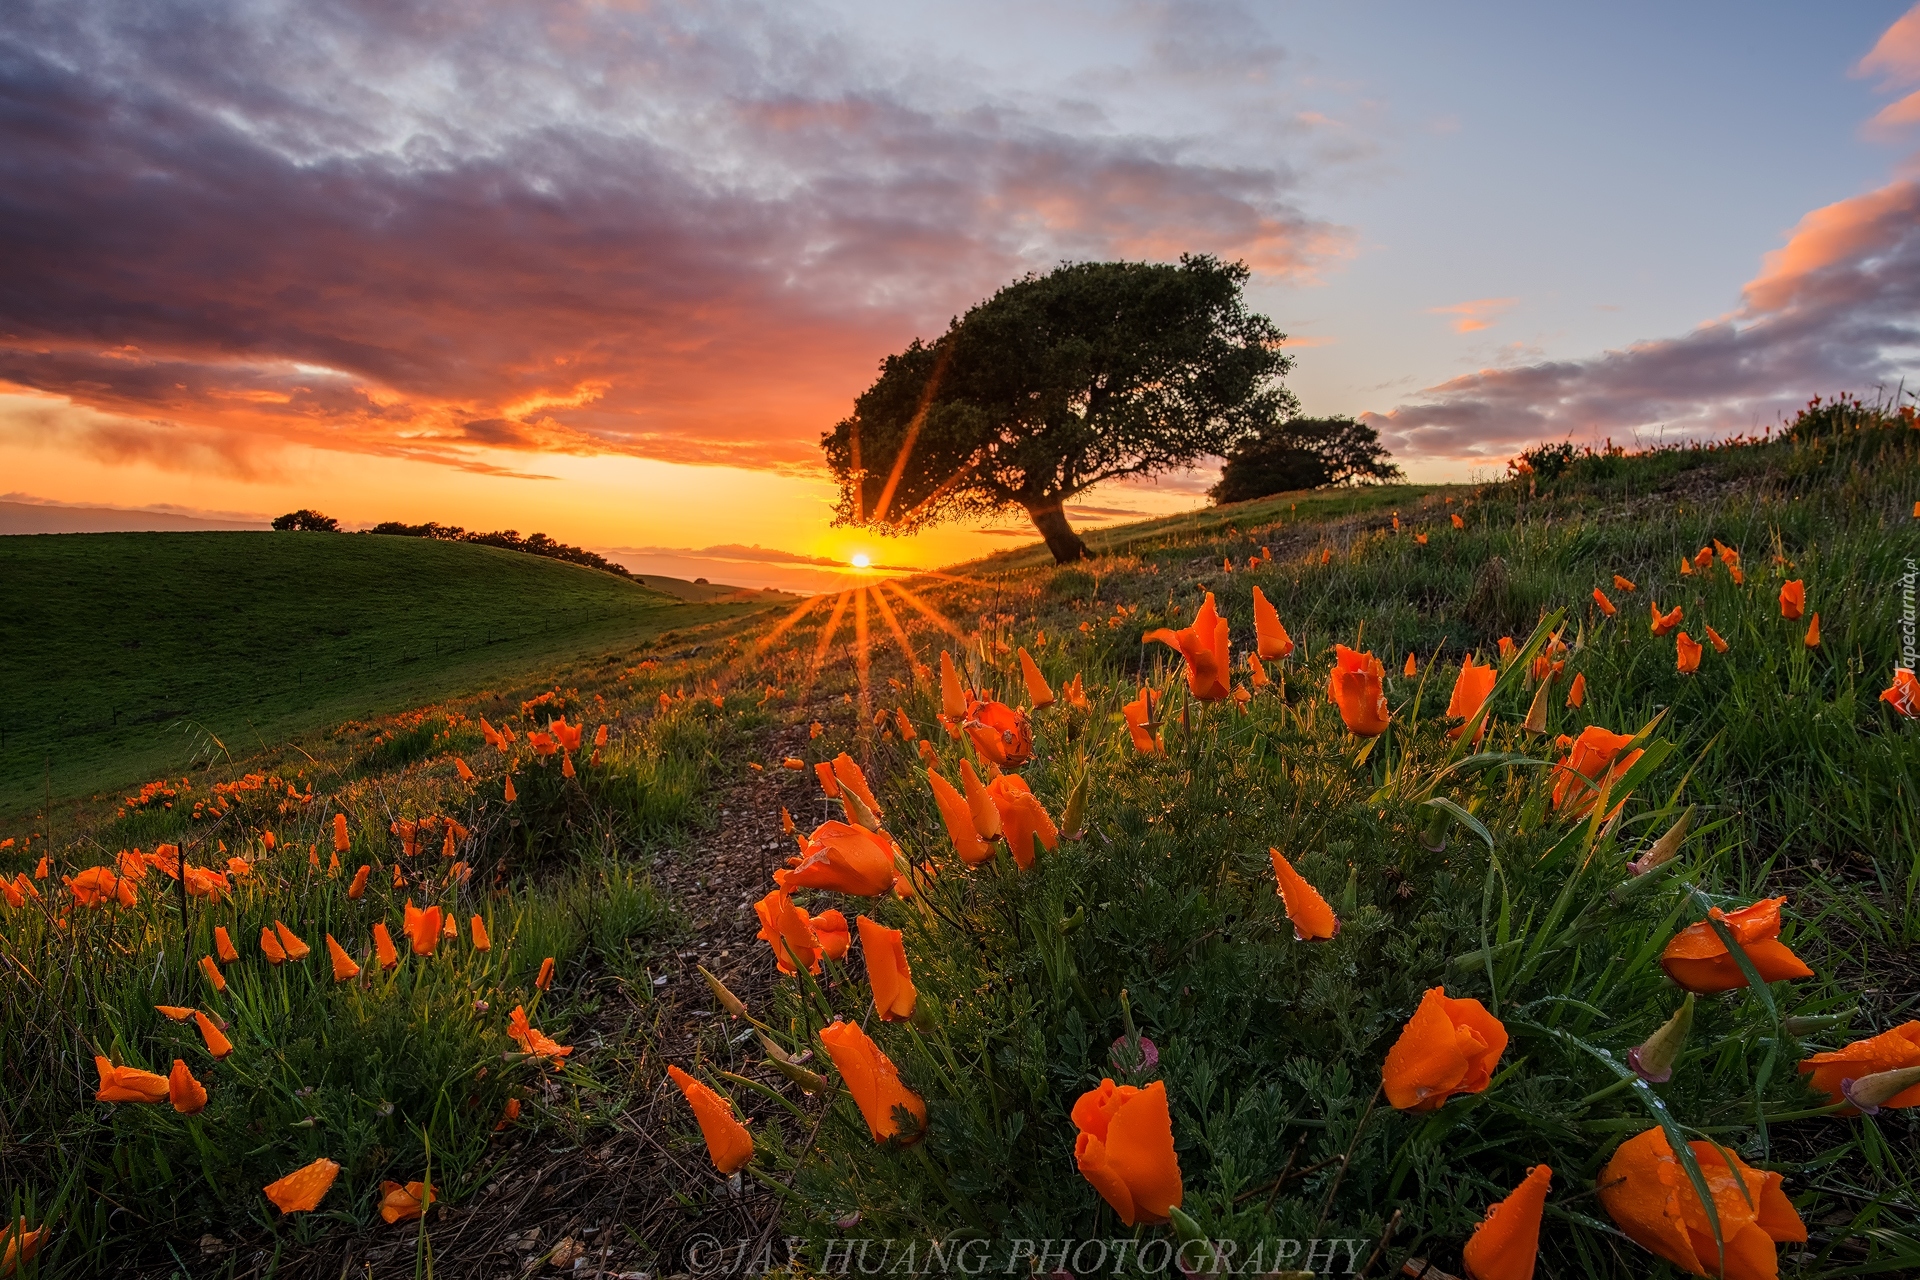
822,256 -> 1294,562
1208,415 -> 1402,505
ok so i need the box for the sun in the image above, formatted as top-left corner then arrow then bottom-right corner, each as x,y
850,552 -> 871,569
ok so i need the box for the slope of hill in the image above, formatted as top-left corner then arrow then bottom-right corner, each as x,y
0,498 -> 269,534
0,531 -> 772,819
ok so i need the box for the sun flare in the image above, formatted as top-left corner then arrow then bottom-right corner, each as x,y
850,552 -> 871,568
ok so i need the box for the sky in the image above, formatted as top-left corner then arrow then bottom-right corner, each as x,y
3,1 -> 1917,592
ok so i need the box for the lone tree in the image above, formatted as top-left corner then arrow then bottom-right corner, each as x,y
1208,415 -> 1402,504
822,256 -> 1294,563
271,509 -> 339,531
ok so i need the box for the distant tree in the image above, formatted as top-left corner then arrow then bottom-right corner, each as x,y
822,256 -> 1295,564
271,509 -> 339,531
364,519 -> 632,578
1208,416 -> 1402,504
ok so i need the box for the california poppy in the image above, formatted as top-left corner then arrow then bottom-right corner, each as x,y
1383,987 -> 1508,1111
1497,636 -> 1517,666
214,926 -> 239,963
857,915 -> 917,1021
1145,593 -> 1232,701
263,1158 -> 341,1214
1804,613 -> 1821,647
1675,631 -> 1703,674
506,1005 -> 572,1069
964,699 -> 1034,769
1462,1165 -> 1551,1280
1018,648 -> 1055,708
1063,673 -> 1090,709
471,915 -> 491,951
199,956 -> 227,992
1592,588 -> 1617,617
1122,688 -> 1162,754
273,920 -> 311,961
168,1059 -> 208,1115
988,774 -> 1059,870
373,922 -> 399,968
1598,1127 -> 1804,1279
1882,668 -> 1920,718
333,812 -> 350,852
959,760 -> 1001,839
666,1065 -> 755,1175
1704,625 -> 1729,654
1779,579 -> 1805,620
1446,654 -> 1498,739
379,1180 -> 436,1224
1799,1021 -> 1920,1112
1650,602 -> 1683,637
777,822 -> 899,897
347,864 -> 370,899
1269,848 -> 1337,941
326,934 -> 360,982
259,926 -> 288,965
1070,1078 -> 1183,1226
1,1219 -> 50,1275
503,777 -> 517,803
195,1010 -> 234,1059
755,888 -> 825,975
1680,555 -> 1694,576
535,957 -> 556,991
156,1004 -> 195,1022
1659,896 -> 1812,993
831,754 -> 886,824
1252,587 -> 1294,660
819,1019 -> 925,1143
813,908 -> 852,960
814,761 -> 839,799
495,1098 -> 521,1131
403,902 -> 443,955
1613,575 -> 1636,592
1565,671 -> 1587,708
94,1056 -> 170,1103
928,769 -> 990,863
1247,651 -> 1271,688
1403,652 -> 1417,677
938,649 -> 969,723
1327,645 -> 1390,737
69,866 -> 135,909
893,708 -> 917,741
1550,725 -> 1641,814
1452,512 -> 1468,530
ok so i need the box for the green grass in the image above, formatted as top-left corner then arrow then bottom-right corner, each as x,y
0,532 -> 768,820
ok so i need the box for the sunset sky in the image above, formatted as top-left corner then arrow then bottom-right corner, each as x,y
5,2 -> 1918,591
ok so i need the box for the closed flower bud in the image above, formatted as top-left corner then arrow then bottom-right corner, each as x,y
1841,1064 -> 1920,1115
1628,995 -> 1694,1084
698,964 -> 748,1018
1629,805 -> 1695,876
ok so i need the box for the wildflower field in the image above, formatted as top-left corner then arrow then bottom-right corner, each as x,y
2,401 -> 1918,1279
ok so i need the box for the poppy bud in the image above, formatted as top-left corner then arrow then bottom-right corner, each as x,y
1628,806 -> 1694,877
765,1054 -> 830,1094
1628,995 -> 1694,1084
1521,676 -> 1553,735
698,964 -> 748,1018
1843,1065 -> 1920,1115
1061,773 -> 1089,840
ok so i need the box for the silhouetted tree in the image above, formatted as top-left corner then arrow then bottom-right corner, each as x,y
823,256 -> 1295,563
271,509 -> 339,531
1208,416 -> 1402,504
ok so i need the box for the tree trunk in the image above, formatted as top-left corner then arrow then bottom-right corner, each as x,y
1025,497 -> 1090,564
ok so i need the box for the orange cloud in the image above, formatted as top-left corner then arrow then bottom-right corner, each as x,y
1427,297 -> 1518,334
1856,3 -> 1920,87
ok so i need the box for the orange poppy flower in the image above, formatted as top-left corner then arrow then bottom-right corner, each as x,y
507,1005 -> 573,1069
1597,1127 -> 1804,1280
1799,1021 -> 1920,1112
212,925 -> 238,963
263,1158 -> 340,1214
1415,533 -> 1428,545
1882,668 -> 1920,718
471,915 -> 491,951
1269,849 -> 1337,941
777,822 -> 899,897
1496,636 -> 1517,666
1063,673 -> 1090,709
1675,631 -> 1702,674
959,760 -> 1001,839
1017,648 -> 1055,709
1,1219 -> 49,1274
1382,987 -> 1508,1111
1550,725 -> 1641,813
259,926 -> 288,965
814,761 -> 839,800
495,1098 -> 521,1131
1592,588 -> 1617,617
1446,654 -> 1498,738
333,812 -> 350,852
274,920 -> 311,961
552,718 -> 583,752
928,769 -> 990,864
94,1056 -> 170,1103
1804,612 -> 1821,647
503,777 -> 517,803
262,831 -> 276,852
893,708 -> 917,741
1659,897 -> 1812,993
1247,651 -> 1271,688
379,1180 -> 437,1224
1070,1078 -> 1183,1227
195,1010 -> 234,1059
228,856 -> 253,879
1565,671 -> 1587,708
373,922 -> 399,968
70,866 -> 135,909
1680,555 -> 1694,576
819,1019 -> 925,1143
939,650 -> 968,721
1704,625 -> 1729,654
856,915 -> 917,1021
1462,1164 -> 1551,1280
326,934 -> 361,982
963,699 -> 1034,769
156,1004 -> 196,1022
1452,512 -> 1466,529
813,908 -> 852,960
1613,575 -> 1636,592
1779,579 -> 1805,620
1403,652 -> 1417,677
339,864 -> 368,900
1122,688 -> 1162,754
755,888 -> 825,975
117,849 -> 148,882
403,902 -> 443,955
831,753 -> 886,820
1252,587 -> 1294,661
199,956 -> 227,992
1327,645 -> 1390,737
168,1059 -> 208,1115
988,774 -> 1059,870
182,865 -> 228,900
535,957 -> 556,991
665,1065 -> 755,1174
1144,593 -> 1232,701
1650,602 -> 1683,637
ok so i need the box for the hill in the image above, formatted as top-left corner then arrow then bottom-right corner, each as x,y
0,498 -> 269,534
0,531 -> 771,819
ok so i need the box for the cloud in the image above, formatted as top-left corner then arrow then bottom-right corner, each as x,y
1428,297 -> 1519,334
1856,3 -> 1920,87
1364,173 -> 1920,465
0,0 -> 1346,479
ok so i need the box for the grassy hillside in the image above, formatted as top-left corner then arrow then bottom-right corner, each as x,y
0,532 -> 768,819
